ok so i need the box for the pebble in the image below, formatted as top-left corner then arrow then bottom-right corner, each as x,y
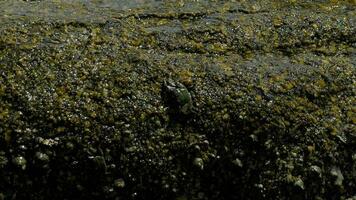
193,158 -> 204,170
114,178 -> 125,189
12,156 -> 27,170
330,166 -> 344,187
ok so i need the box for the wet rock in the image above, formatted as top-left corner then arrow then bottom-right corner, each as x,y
114,178 -> 125,189
330,166 -> 344,187
310,165 -> 322,178
66,142 -> 74,151
346,196 -> 356,200
92,156 -> 107,171
0,152 -> 8,169
232,158 -> 243,168
294,178 -> 305,190
0,0 -> 354,199
193,158 -> 204,170
35,152 -> 50,163
0,156 -> 7,169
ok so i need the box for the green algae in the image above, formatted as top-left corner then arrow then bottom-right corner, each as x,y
0,0 -> 355,200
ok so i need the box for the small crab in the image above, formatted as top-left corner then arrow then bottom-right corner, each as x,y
161,78 -> 193,115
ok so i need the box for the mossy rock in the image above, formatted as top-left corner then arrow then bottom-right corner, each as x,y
0,0 -> 355,199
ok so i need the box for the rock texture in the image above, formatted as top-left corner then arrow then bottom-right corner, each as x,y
0,0 -> 355,199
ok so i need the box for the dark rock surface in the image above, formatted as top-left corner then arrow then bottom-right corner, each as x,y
0,0 -> 355,199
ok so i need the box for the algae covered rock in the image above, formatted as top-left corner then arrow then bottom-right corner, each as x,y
0,0 -> 355,199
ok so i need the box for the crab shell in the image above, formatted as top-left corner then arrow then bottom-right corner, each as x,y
162,79 -> 193,115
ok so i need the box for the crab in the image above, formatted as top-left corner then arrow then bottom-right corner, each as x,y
161,78 -> 193,115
